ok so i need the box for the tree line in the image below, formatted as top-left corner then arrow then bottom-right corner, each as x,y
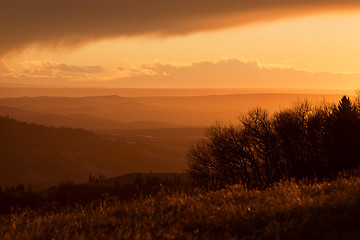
187,95 -> 360,188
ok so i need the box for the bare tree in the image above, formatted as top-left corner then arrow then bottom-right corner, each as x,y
188,96 -> 360,188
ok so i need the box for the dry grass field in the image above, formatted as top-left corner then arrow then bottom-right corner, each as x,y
1,176 -> 360,240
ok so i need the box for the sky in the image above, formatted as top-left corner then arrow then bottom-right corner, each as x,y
1,0 -> 360,90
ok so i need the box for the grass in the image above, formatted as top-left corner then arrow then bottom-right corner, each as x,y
1,177 -> 360,240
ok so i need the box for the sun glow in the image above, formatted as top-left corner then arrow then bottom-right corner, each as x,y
2,12 -> 360,89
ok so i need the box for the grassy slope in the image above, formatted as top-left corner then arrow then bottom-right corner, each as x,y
2,177 -> 360,240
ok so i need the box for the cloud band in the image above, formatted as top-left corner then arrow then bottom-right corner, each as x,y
1,0 -> 359,54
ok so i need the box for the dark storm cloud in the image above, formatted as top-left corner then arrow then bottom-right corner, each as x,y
0,0 -> 359,54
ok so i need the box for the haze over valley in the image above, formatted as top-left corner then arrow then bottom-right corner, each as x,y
0,90 -> 345,189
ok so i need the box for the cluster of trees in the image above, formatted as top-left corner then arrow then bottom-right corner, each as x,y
0,184 -> 32,194
88,174 -> 106,183
133,174 -> 184,188
0,185 -> 43,214
187,96 -> 360,188
48,174 -> 188,205
0,173 -> 191,212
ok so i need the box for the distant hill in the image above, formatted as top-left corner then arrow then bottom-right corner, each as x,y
0,105 -> 180,130
0,117 -> 193,190
0,94 -> 342,128
0,93 -> 343,189
0,105 -> 121,130
0,85 -> 355,98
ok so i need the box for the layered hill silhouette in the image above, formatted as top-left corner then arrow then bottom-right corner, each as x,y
0,93 -> 343,190
0,116 -> 200,189
0,94 -> 341,129
0,105 -> 179,130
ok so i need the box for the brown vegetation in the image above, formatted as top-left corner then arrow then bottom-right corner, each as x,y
1,176 -> 360,239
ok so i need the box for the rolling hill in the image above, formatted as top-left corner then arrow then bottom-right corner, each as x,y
0,93 -> 344,189
0,116 -> 198,190
0,93 -> 342,129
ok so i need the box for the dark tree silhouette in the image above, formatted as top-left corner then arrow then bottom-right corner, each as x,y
188,95 -> 360,188
326,96 -> 360,175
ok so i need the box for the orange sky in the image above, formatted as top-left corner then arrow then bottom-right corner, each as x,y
1,1 -> 360,90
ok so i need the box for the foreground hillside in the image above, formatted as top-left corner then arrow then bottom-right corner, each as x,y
2,176 -> 360,239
